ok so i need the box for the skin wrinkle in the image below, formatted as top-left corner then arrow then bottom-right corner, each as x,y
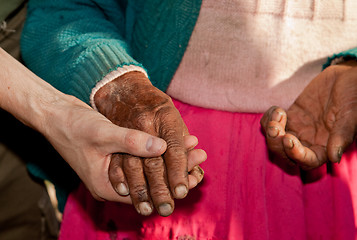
333,94 -> 357,120
93,70 -> 195,216
142,156 -> 173,211
288,99 -> 327,147
143,157 -> 164,169
136,186 -> 149,202
324,109 -> 336,131
320,72 -> 337,130
143,161 -> 169,181
310,145 -> 327,168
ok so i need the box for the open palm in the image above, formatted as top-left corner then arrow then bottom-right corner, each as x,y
261,61 -> 357,169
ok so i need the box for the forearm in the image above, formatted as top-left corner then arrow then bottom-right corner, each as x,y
0,48 -> 75,134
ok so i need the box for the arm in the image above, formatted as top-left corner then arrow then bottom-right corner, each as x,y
0,48 -> 169,203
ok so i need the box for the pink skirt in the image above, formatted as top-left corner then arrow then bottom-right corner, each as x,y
59,99 -> 357,240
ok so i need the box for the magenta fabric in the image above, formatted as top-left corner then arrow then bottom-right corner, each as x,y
59,99 -> 357,240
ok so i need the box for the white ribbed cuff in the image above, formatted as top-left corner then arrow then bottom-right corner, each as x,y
90,65 -> 148,110
330,57 -> 345,66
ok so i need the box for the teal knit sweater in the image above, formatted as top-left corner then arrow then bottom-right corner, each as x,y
20,0 -> 357,212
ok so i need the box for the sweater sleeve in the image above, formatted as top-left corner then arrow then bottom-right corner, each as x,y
323,47 -> 357,69
21,0 -> 143,104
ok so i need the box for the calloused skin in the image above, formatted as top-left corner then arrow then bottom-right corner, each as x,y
94,71 -> 206,217
261,61 -> 357,170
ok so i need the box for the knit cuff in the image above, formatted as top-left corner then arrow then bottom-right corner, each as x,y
69,43 -> 143,104
90,65 -> 148,110
323,47 -> 357,69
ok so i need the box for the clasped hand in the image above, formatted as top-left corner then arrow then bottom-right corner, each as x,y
94,71 -> 206,216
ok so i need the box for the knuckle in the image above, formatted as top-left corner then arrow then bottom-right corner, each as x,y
124,157 -> 143,172
161,128 -> 177,141
131,185 -> 149,202
164,145 -> 187,163
110,154 -> 122,166
143,157 -> 165,173
155,106 -> 179,124
150,187 -> 171,201
133,113 -> 154,131
161,131 -> 183,151
108,166 -> 124,181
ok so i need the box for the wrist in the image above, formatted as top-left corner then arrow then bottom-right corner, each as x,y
26,87 -> 72,135
94,71 -> 152,116
0,49 -> 73,134
90,66 -> 148,110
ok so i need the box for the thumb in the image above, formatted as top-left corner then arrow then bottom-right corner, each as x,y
102,123 -> 167,157
327,118 -> 356,163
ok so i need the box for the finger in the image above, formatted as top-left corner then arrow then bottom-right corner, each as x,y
90,189 -> 132,204
188,165 -> 205,189
187,149 -> 207,171
162,138 -> 188,199
264,118 -> 288,160
260,106 -> 287,131
102,126 -> 167,157
122,154 -> 153,216
270,107 -> 287,126
157,109 -> 189,199
283,133 -> 328,169
108,154 -> 129,196
184,135 -> 199,150
143,156 -> 175,217
262,107 -> 289,160
260,107 -> 274,130
327,119 -> 356,163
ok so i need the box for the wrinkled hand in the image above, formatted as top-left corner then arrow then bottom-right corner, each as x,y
94,71 -> 206,216
261,61 -> 357,169
0,48 -> 175,205
43,96 -> 170,203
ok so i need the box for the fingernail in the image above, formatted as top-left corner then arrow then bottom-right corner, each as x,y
283,138 -> 294,149
158,203 -> 173,217
146,137 -> 165,153
198,166 -> 204,176
196,166 -> 205,182
116,183 -> 129,196
137,202 -> 153,216
267,126 -> 279,138
174,185 -> 188,199
272,111 -> 283,122
337,147 -> 343,164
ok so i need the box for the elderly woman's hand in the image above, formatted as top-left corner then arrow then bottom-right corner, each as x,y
94,71 -> 206,216
261,60 -> 357,170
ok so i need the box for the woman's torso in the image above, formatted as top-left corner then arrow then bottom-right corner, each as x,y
167,0 -> 357,113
